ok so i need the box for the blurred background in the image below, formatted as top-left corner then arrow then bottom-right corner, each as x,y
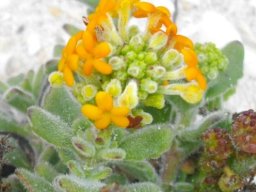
0,0 -> 255,112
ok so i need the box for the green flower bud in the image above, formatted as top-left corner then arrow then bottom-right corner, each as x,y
100,148 -> 126,161
147,66 -> 166,79
162,67 -> 186,81
114,70 -> 128,82
162,49 -> 183,69
81,84 -> 97,101
121,45 -> 131,55
141,78 -> 158,94
148,31 -> 168,50
48,71 -> 64,87
138,90 -> 148,100
144,51 -> 158,64
89,166 -> 112,180
71,137 -> 95,158
195,42 -> 229,80
128,25 -> 140,37
143,94 -> 165,109
137,52 -> 145,60
109,56 -> 125,70
133,109 -> 153,125
126,51 -> 137,61
105,79 -> 122,97
130,34 -> 144,48
128,65 -> 142,78
118,80 -> 139,109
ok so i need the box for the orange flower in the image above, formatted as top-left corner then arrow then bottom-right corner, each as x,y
76,30 -> 112,76
133,2 -> 177,36
58,31 -> 83,86
81,92 -> 130,129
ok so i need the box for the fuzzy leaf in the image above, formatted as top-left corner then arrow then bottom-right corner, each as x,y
7,74 -> 25,86
45,59 -> 58,74
54,44 -> 64,57
206,41 -> 244,99
72,136 -> 95,158
173,182 -> 194,192
32,66 -> 46,98
0,111 -> 28,136
114,160 -> 158,182
120,126 -> 173,160
4,87 -> 35,112
16,168 -> 55,192
63,24 -> 80,36
100,148 -> 126,161
35,162 -> 59,182
21,70 -> 35,92
54,175 -> 105,192
123,182 -> 162,192
43,87 -> 81,125
57,147 -> 80,163
28,106 -> 73,148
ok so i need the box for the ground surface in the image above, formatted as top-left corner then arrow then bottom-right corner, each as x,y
0,0 -> 255,112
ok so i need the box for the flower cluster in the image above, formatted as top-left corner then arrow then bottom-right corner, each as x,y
50,0 -> 207,129
195,43 -> 229,80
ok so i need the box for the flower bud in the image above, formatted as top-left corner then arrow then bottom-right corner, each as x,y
149,31 -> 168,50
105,79 -> 122,97
48,71 -> 64,87
100,148 -> 126,161
231,109 -> 256,154
160,82 -> 203,104
133,110 -> 153,125
162,49 -> 183,69
109,56 -> 125,70
218,167 -> 242,192
128,65 -> 142,78
118,80 -> 139,109
143,94 -> 165,109
144,51 -> 158,64
130,34 -> 144,48
72,137 -> 95,158
141,78 -> 158,94
147,66 -> 166,79
81,84 -> 97,101
128,25 -> 140,37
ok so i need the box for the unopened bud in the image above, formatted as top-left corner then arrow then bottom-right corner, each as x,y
141,78 -> 158,94
148,31 -> 168,50
81,84 -> 97,101
48,71 -> 64,87
105,79 -> 122,97
109,56 -> 125,70
144,94 -> 165,109
162,49 -> 183,69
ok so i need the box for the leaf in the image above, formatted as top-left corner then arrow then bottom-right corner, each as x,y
28,106 -> 73,148
206,41 -> 244,99
45,59 -> 58,74
7,74 -> 25,86
16,168 -> 55,192
35,162 -> 59,182
0,111 -> 28,136
123,182 -> 162,192
114,160 -> 158,182
54,44 -> 64,57
120,125 -> 174,160
21,70 -> 35,92
173,182 -> 194,192
54,175 -> 105,192
63,24 -> 81,36
79,0 -> 99,8
3,87 -> 35,112
43,87 -> 81,126
32,65 -> 46,98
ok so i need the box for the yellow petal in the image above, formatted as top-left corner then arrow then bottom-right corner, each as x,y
181,48 -> 198,67
83,59 -> 94,76
96,91 -> 113,112
92,42 -> 111,58
111,107 -> 129,116
83,30 -> 97,51
63,67 -> 74,86
157,6 -> 171,17
58,58 -> 65,72
67,54 -> 79,71
65,31 -> 83,54
134,2 -> 155,14
95,113 -> 111,129
196,72 -> 207,90
111,115 -> 129,128
184,67 -> 199,81
171,35 -> 194,51
81,104 -> 102,120
93,60 -> 112,75
76,43 -> 90,60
